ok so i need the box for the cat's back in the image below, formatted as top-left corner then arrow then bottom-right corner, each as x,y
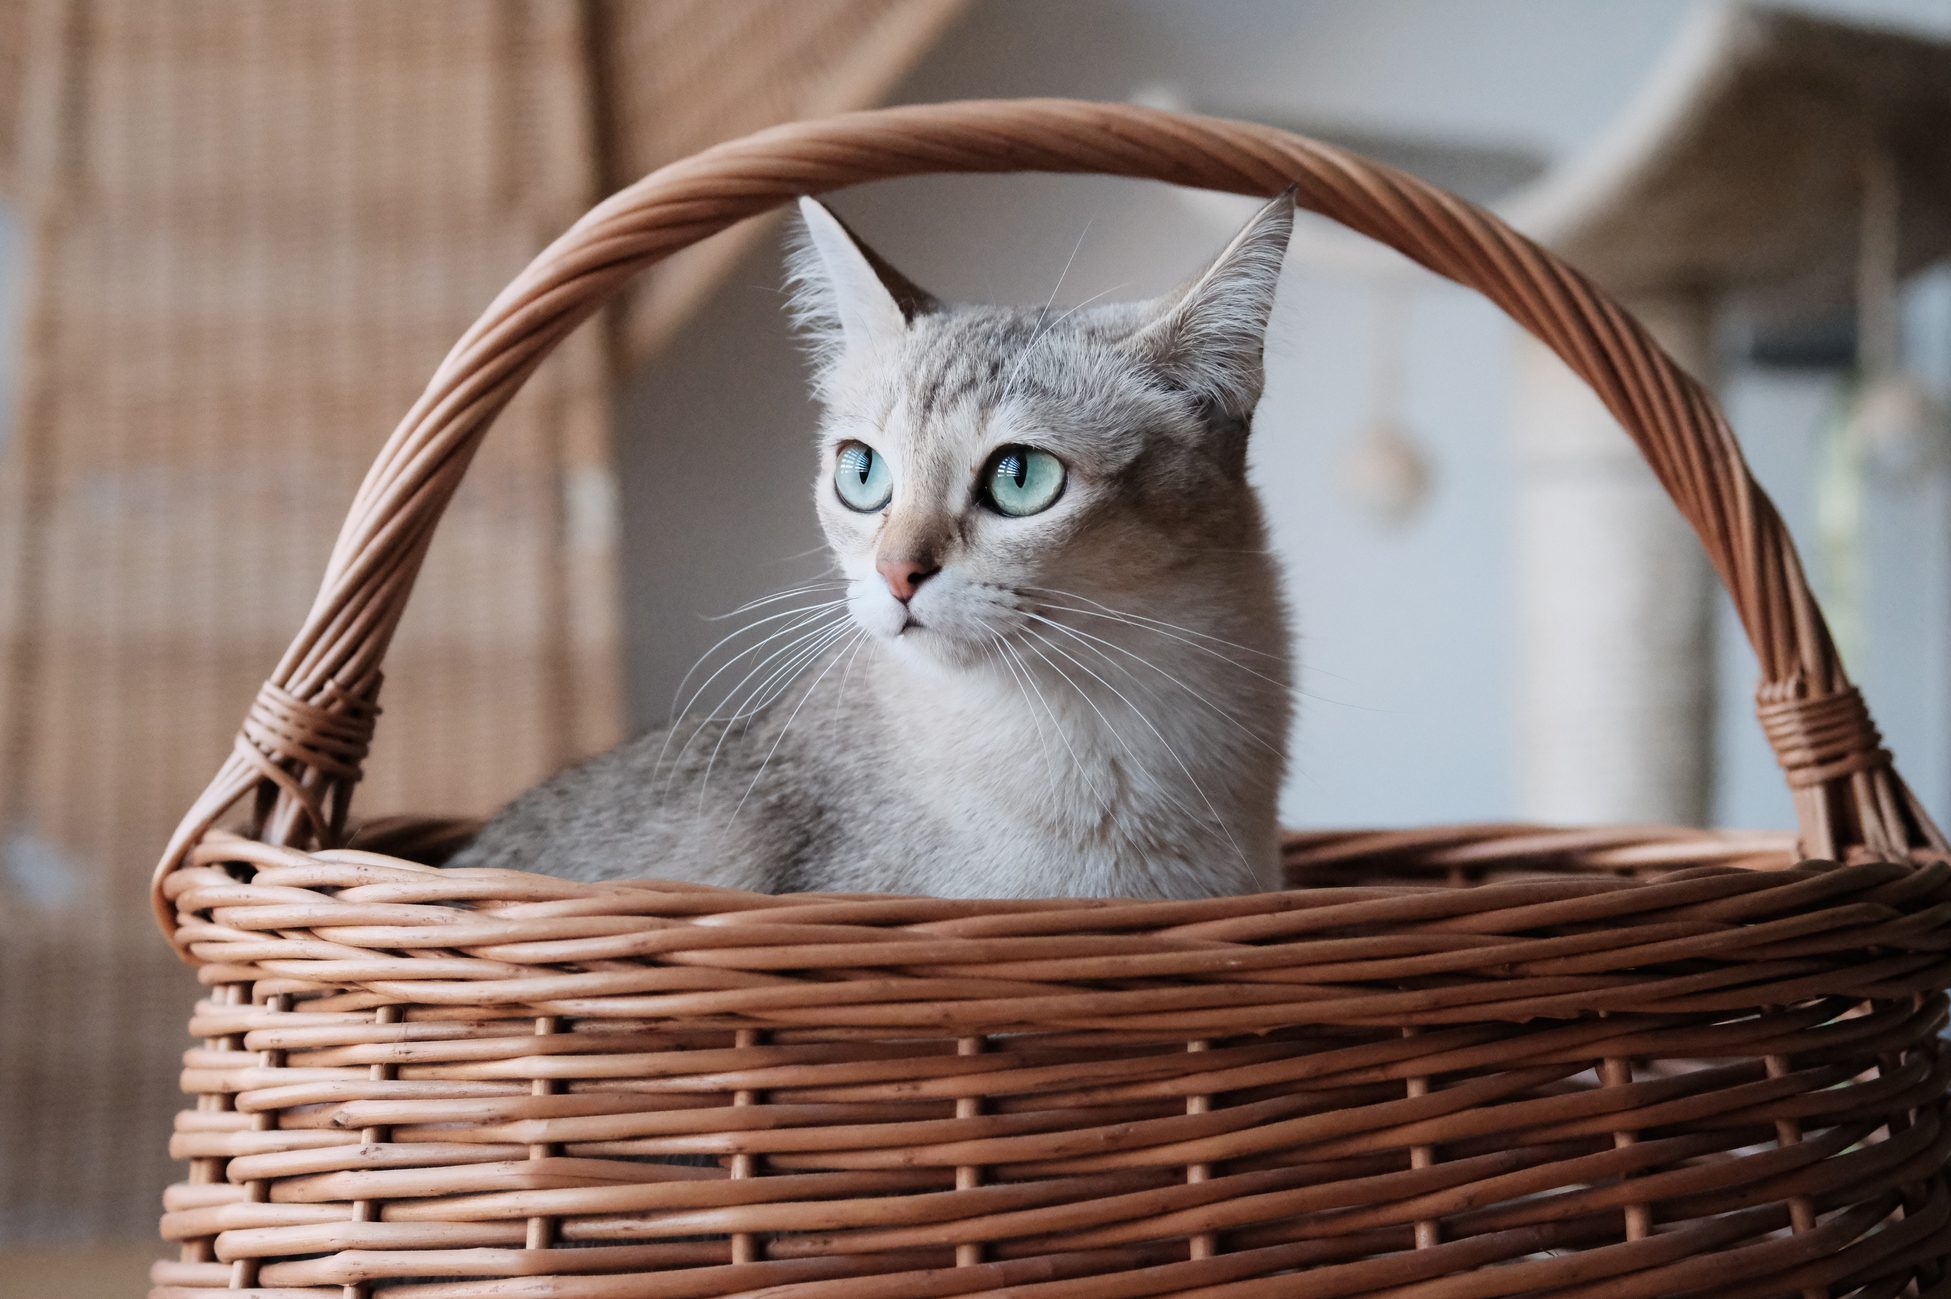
448,680 -> 888,889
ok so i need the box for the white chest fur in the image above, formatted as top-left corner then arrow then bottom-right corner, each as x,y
870,637 -> 1285,898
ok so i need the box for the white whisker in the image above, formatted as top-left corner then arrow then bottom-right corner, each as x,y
729,628 -> 865,826
1022,625 -> 1252,876
659,606 -> 843,777
772,542 -> 841,565
662,614 -> 849,792
1023,611 -> 1285,759
1016,629 -> 1204,823
1030,599 -> 1293,693
703,581 -> 849,621
694,619 -> 855,808
672,599 -> 848,716
1022,585 -> 1286,663
661,604 -> 846,772
830,626 -> 871,720
997,635 -> 1113,817
1032,601 -> 1387,711
1003,282 -> 1127,393
977,621 -> 1062,790
730,620 -> 857,725
1002,214 -> 1098,398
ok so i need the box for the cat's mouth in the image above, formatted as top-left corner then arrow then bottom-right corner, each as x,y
847,576 -> 1008,660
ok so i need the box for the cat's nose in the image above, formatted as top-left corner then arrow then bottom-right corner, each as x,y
876,557 -> 939,604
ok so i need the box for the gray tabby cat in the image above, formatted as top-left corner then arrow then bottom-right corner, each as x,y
451,192 -> 1297,899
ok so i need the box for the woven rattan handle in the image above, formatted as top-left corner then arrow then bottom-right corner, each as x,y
153,99 -> 1942,933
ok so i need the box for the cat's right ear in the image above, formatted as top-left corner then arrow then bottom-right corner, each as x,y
1119,189 -> 1294,422
787,197 -> 937,368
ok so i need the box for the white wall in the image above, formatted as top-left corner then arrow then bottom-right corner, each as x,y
579,0 -> 1951,835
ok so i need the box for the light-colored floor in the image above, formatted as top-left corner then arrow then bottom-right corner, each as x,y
1,1245 -> 158,1298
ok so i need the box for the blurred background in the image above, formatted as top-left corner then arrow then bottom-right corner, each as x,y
2,0 -> 1948,1290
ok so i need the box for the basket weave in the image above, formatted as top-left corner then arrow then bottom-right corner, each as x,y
149,100 -> 1951,1298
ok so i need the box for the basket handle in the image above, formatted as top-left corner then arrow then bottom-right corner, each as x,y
152,98 -> 1943,938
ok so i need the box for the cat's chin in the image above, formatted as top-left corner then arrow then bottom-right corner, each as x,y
874,623 -> 992,675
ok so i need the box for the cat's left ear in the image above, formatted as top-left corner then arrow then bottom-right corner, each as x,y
1122,188 -> 1295,421
787,197 -> 938,364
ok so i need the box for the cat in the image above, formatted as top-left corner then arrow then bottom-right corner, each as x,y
448,192 -> 1297,899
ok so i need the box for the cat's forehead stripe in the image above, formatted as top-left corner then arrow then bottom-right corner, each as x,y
904,310 -> 1083,423
920,349 -> 1009,426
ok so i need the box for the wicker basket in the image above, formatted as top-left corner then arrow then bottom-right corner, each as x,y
148,100 -> 1951,1298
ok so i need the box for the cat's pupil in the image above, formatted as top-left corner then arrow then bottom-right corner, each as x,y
1000,452 -> 1025,486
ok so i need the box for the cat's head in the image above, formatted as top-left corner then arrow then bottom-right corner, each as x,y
788,192 -> 1294,671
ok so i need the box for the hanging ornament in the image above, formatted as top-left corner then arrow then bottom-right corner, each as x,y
1334,286 -> 1432,526
1851,372 -> 1947,479
1843,147 -> 1950,479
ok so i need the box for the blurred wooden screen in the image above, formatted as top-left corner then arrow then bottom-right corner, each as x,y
0,0 -> 962,1240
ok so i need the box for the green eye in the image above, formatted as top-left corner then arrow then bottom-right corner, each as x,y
983,446 -> 1066,517
834,441 -> 892,512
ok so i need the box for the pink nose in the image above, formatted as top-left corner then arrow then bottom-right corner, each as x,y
876,557 -> 939,603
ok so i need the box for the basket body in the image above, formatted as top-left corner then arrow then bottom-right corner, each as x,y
146,100 -> 1951,1296
152,824 -> 1951,1297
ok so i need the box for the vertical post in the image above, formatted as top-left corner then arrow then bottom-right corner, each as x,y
955,1036 -> 987,1268
1185,1040 -> 1216,1261
1513,291 -> 1721,826
729,1027 -> 763,1267
228,993 -> 296,1291
1883,994 -> 1944,1288
182,984 -> 245,1270
1599,1054 -> 1652,1242
343,1003 -> 401,1299
1763,1050 -> 1825,1299
526,1016 -> 562,1252
1402,1028 -> 1439,1252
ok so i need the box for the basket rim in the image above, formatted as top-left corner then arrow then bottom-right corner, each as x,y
161,821 -> 1951,1034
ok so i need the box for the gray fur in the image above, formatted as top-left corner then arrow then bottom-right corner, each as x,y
451,194 -> 1298,899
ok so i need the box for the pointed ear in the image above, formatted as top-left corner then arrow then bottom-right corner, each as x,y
786,197 -> 938,365
1123,189 -> 1294,420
